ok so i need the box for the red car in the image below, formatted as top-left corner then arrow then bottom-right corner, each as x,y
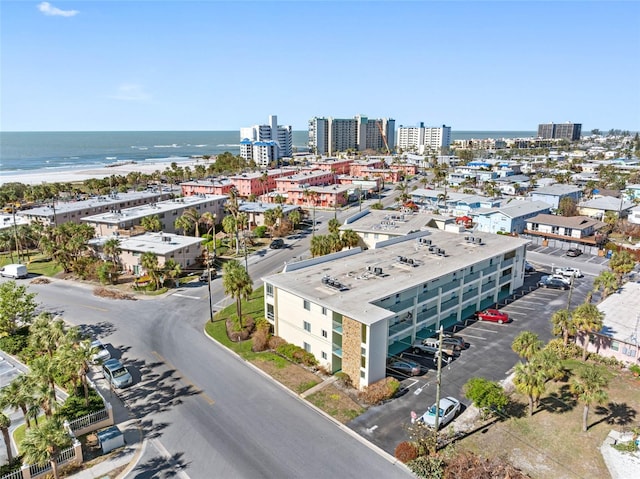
475,309 -> 510,324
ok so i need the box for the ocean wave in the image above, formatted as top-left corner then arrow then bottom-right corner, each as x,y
153,144 -> 180,148
217,144 -> 241,147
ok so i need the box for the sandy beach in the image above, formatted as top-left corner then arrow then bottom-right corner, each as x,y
1,158 -> 214,186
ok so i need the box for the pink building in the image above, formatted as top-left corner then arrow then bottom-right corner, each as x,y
390,163 -> 418,176
181,179 -> 234,196
229,169 -> 291,198
312,158 -> 353,175
274,170 -> 336,195
349,159 -> 385,176
288,184 -> 352,208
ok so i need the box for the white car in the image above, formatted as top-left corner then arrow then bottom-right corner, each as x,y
554,267 -> 582,278
420,396 -> 461,428
90,340 -> 111,364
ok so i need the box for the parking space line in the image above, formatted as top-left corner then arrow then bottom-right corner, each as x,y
464,326 -> 501,334
458,333 -> 487,340
505,305 -> 537,310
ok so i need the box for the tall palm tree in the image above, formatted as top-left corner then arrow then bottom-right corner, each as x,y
140,252 -> 161,289
140,215 -> 162,232
511,331 -> 542,363
21,418 -> 72,479
310,235 -> 331,257
162,259 -> 182,287
288,210 -> 301,230
174,214 -> 193,236
183,208 -> 202,237
30,357 -> 59,415
0,375 -> 37,429
328,233 -> 344,253
592,270 -> 618,301
328,218 -> 341,235
0,412 -> 12,463
222,260 -> 253,328
222,215 -> 238,253
570,364 -> 609,432
572,303 -> 604,360
341,229 -> 360,249
551,309 -> 575,346
29,312 -> 67,358
608,250 -> 636,283
200,212 -> 217,238
103,237 -> 122,266
513,361 -> 546,417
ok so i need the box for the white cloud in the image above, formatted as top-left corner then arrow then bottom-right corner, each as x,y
109,84 -> 151,102
37,2 -> 79,17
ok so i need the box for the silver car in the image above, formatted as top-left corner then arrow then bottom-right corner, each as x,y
90,340 -> 111,364
420,396 -> 461,428
102,359 -> 133,388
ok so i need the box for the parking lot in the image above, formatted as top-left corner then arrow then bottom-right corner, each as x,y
349,266 -> 595,455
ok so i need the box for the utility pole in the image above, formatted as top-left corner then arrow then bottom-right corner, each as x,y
433,326 -> 444,438
207,256 -> 213,322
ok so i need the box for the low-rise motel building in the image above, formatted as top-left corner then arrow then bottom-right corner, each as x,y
263,226 -> 528,389
18,189 -> 176,227
81,195 -> 227,237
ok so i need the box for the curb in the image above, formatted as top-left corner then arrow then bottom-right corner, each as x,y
201,325 -> 411,474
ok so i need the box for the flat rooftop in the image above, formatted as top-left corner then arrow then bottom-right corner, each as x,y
340,210 -> 432,235
82,194 -> 227,224
597,281 -> 640,344
92,232 -> 203,255
264,229 -> 529,326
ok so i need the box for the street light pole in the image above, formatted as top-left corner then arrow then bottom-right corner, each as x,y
207,257 -> 214,322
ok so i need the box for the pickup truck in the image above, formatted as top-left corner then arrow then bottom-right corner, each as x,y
412,338 -> 459,357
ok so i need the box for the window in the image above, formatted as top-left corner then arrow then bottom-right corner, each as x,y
361,356 -> 366,368
322,329 -> 327,338
361,324 -> 367,344
610,340 -> 619,352
321,351 -> 327,360
266,304 -> 274,320
304,321 -> 311,332
303,342 -> 311,352
303,299 -> 310,311
266,283 -> 274,297
321,306 -> 327,315
504,250 -> 516,260
360,371 -> 365,378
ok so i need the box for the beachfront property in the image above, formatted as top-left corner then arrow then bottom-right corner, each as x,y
81,195 -> 227,237
239,115 -> 293,166
396,124 -> 452,154
529,184 -> 583,210
262,229 -> 528,389
90,232 -> 203,276
537,122 -> 582,141
274,170 -> 336,195
474,200 -> 551,235
17,190 -> 176,227
576,282 -> 640,366
308,115 -> 395,156
228,169 -> 291,198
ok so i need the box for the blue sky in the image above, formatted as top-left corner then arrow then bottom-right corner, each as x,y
1,1 -> 639,132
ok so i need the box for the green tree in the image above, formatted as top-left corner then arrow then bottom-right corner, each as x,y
0,281 -> 37,336
140,252 -> 161,289
511,331 -> 543,362
39,222 -> 95,273
328,218 -> 341,235
30,357 -> 60,416
0,375 -> 37,429
328,233 -> 343,253
29,312 -> 66,358
21,418 -> 72,479
222,215 -> 238,253
222,260 -> 253,328
608,250 -> 636,283
0,412 -> 12,463
162,258 -> 182,288
140,214 -> 162,232
288,209 -> 301,230
513,360 -> 546,417
174,214 -> 193,236
557,197 -> 578,216
551,309 -> 575,345
310,235 -> 332,257
463,377 -> 509,417
341,229 -> 360,249
570,364 -> 609,432
592,270 -> 619,300
572,303 -> 604,360
103,237 -> 122,266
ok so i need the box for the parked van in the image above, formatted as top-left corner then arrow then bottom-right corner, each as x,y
0,264 -> 28,279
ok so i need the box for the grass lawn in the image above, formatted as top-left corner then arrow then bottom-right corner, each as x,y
457,361 -> 640,479
204,285 -> 363,420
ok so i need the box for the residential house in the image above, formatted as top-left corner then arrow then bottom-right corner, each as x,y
238,202 -> 301,229
474,201 -> 550,234
529,184 -> 583,210
525,214 -> 606,245
578,196 -> 634,220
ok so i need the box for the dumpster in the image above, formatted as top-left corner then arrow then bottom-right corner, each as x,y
96,426 -> 125,454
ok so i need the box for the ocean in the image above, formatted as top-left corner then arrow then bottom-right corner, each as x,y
0,130 -> 536,175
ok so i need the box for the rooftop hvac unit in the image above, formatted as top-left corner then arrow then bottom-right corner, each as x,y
475,237 -> 482,244
426,239 -> 432,245
428,246 -> 435,252
374,267 -> 383,275
322,277 -> 329,285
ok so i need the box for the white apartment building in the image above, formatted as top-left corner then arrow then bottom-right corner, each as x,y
396,123 -> 452,154
263,227 -> 528,389
240,115 -> 292,163
309,115 -> 395,156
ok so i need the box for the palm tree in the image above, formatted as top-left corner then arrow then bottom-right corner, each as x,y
222,260 -> 253,328
140,215 -> 162,232
140,252 -> 161,289
162,259 -> 182,287
511,331 -> 542,363
0,412 -> 12,463
592,270 -> 618,300
570,364 -> 609,432
513,361 -> 546,417
174,214 -> 193,236
103,237 -> 121,266
328,233 -> 343,253
608,250 -> 636,283
183,208 -> 202,237
222,215 -> 238,253
21,418 -> 72,479
572,303 -> 604,360
30,357 -> 59,415
328,218 -> 341,235
0,375 -> 37,429
310,235 -> 331,257
551,309 -> 575,346
288,210 -> 301,230
341,229 -> 360,249
29,312 -> 66,358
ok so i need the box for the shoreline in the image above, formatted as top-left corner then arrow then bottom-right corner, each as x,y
0,157 -> 215,186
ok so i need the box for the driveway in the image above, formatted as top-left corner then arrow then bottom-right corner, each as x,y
348,271 -> 594,454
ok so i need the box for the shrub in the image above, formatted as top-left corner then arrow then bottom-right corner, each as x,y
359,377 -> 401,405
268,335 -> 287,350
629,364 -> 640,376
590,353 -> 624,368
407,455 -> 444,479
276,343 -> 318,367
613,440 -> 639,453
334,372 -> 353,388
395,441 -> 419,463
544,338 -> 582,360
0,456 -> 23,476
463,377 -> 509,415
252,321 -> 271,352
254,225 -> 268,238
55,387 -> 105,421
0,326 -> 30,355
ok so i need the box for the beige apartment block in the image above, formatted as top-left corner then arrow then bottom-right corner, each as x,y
263,227 -> 528,389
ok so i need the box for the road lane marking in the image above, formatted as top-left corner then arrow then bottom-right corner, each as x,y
173,293 -> 202,300
151,351 -> 215,406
